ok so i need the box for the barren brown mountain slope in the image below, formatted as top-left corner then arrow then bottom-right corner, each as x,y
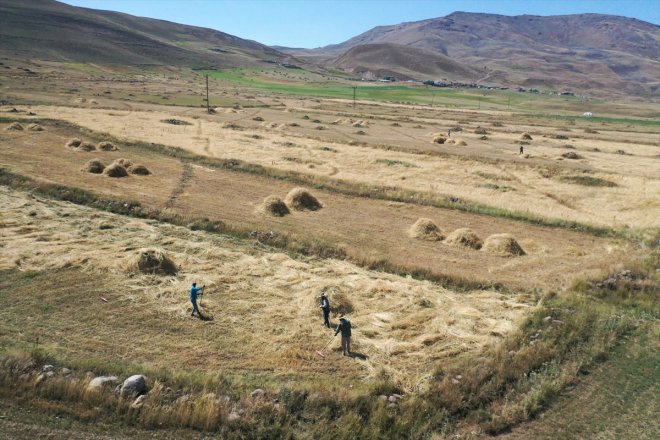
285,12 -> 660,96
0,0 -> 287,66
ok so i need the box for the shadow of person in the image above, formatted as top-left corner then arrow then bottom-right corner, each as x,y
348,352 -> 368,360
198,313 -> 214,322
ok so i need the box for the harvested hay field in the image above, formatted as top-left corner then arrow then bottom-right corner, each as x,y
0,187 -> 531,389
482,233 -> 526,257
82,159 -> 105,174
103,163 -> 128,177
284,187 -> 322,211
257,195 -> 290,216
409,218 -> 444,241
126,248 -> 177,275
0,120 -> 644,291
445,228 -> 483,249
27,106 -> 660,229
128,164 -> 151,175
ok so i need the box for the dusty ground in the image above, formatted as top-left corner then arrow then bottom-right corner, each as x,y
0,121 -> 641,291
0,187 -> 530,391
18,102 -> 660,229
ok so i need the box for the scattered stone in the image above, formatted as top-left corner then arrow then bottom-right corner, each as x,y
120,374 -> 148,397
87,375 -> 118,391
388,395 -> 398,403
61,367 -> 72,375
42,364 -> 54,372
543,316 -> 552,322
378,395 -> 388,402
508,350 -> 516,356
251,388 -> 265,399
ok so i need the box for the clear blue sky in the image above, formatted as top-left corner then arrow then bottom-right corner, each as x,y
62,0 -> 660,48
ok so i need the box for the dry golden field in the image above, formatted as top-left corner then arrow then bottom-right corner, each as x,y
0,63 -> 658,439
22,101 -> 660,230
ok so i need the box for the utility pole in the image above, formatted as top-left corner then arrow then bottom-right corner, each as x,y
205,75 -> 210,113
352,86 -> 357,108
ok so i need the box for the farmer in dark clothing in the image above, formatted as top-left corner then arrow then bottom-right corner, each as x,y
519,144 -> 524,155
320,292 -> 331,328
190,282 -> 205,317
335,315 -> 352,356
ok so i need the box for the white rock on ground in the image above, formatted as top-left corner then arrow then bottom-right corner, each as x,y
121,375 -> 148,397
87,375 -> 119,391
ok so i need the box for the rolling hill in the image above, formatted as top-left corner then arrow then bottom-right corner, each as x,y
283,12 -> 660,96
0,0 -> 288,68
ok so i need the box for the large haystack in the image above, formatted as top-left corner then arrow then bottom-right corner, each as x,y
284,188 -> 322,211
482,234 -> 526,256
455,139 -> 467,146
127,248 -> 177,276
78,142 -> 96,152
103,163 -> 128,178
128,164 -> 151,175
27,123 -> 44,131
5,122 -> 24,131
66,138 -> 82,149
445,228 -> 483,249
82,159 -> 105,174
520,133 -> 533,140
408,218 -> 444,241
97,141 -> 118,151
257,196 -> 290,217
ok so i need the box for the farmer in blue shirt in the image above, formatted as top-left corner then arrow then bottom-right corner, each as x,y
190,282 -> 205,317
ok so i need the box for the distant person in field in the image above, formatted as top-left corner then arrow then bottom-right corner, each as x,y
519,144 -> 524,155
335,315 -> 352,356
189,282 -> 205,318
447,128 -> 451,137
320,292 -> 331,328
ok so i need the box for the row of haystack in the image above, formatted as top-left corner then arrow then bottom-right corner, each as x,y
257,187 -> 322,217
66,138 -> 120,152
83,158 -> 151,177
5,122 -> 44,131
408,218 -> 525,257
431,132 -> 533,144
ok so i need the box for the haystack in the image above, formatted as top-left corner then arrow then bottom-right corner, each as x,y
482,234 -> 525,256
444,228 -> 483,249
112,158 -> 133,168
27,123 -> 44,131
78,142 -> 96,152
82,159 -> 105,174
408,218 -> 444,241
445,139 -> 456,145
257,196 -> 290,217
520,133 -> 533,140
455,139 -> 467,146
127,248 -> 177,276
128,164 -> 151,175
5,122 -> 23,131
284,188 -> 322,211
103,163 -> 128,178
97,141 -> 118,151
66,138 -> 82,149
432,135 -> 447,144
